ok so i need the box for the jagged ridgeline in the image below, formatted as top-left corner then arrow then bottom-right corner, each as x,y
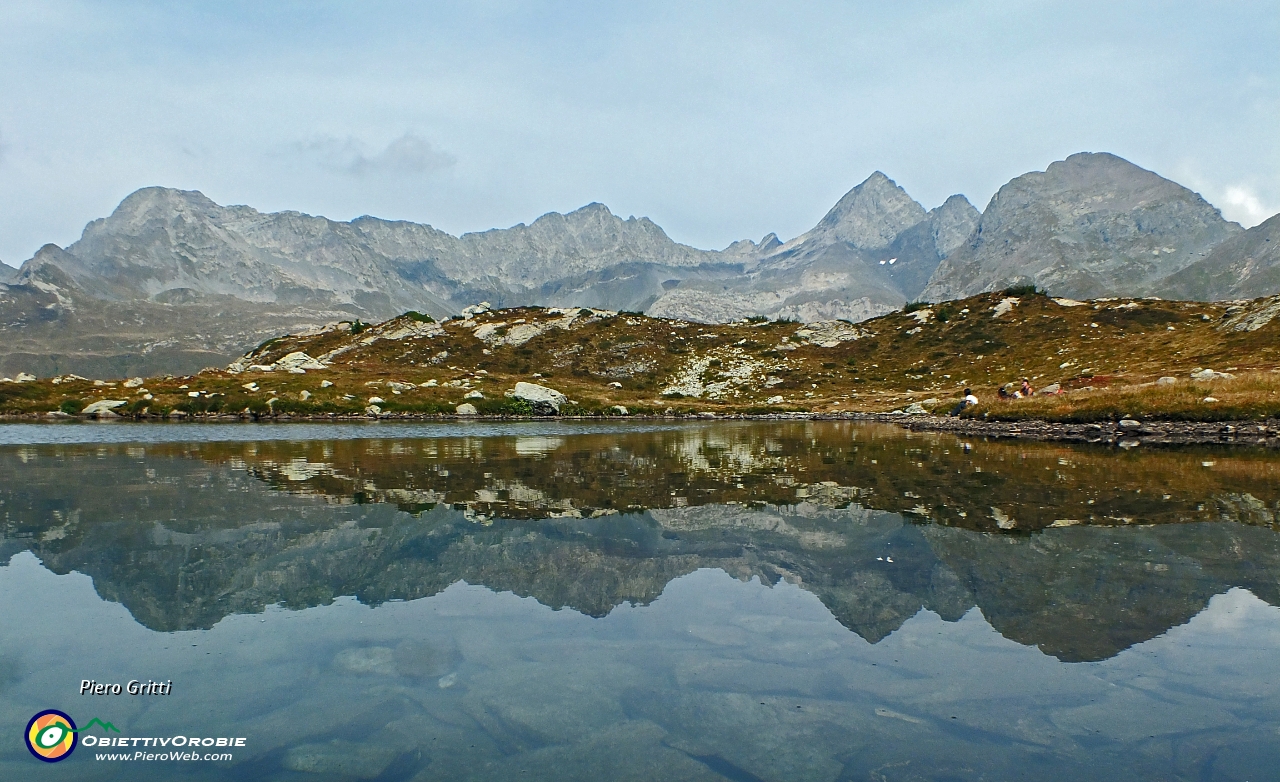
3,423 -> 1280,661
1,151 -> 1277,379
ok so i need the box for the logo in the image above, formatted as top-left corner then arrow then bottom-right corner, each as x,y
25,710 -> 78,762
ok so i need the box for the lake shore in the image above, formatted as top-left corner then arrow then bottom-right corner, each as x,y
2,409 -> 1275,447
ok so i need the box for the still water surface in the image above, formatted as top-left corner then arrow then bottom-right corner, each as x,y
1,421 -> 1278,780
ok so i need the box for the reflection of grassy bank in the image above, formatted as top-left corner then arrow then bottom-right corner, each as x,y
83,421 -> 1279,534
968,371 -> 1280,422
5,434 -> 1280,663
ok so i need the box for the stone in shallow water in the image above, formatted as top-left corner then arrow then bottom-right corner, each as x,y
625,690 -> 855,782
282,738 -> 402,778
454,720 -> 722,782
394,639 -> 460,679
460,661 -> 636,746
335,646 -> 398,675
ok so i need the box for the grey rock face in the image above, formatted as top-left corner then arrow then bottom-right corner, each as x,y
921,152 -> 1242,301
4,151 -> 1270,377
1155,213 -> 1280,301
649,174 -> 978,322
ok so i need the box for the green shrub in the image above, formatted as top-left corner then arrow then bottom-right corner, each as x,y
1000,284 -> 1042,297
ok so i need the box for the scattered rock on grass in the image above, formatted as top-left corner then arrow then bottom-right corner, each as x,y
511,382 -> 567,415
1191,368 -> 1233,381
81,400 -> 127,416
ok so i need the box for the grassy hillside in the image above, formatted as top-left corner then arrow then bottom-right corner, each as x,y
2,289 -> 1279,422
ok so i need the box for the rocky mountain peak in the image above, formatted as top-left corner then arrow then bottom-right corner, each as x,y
928,195 -> 981,257
921,152 -> 1242,301
802,171 -> 928,251
103,186 -> 223,228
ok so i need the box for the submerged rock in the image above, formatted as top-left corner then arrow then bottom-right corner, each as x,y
282,739 -> 401,779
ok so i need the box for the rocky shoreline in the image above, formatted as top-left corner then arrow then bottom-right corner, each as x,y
2,409 -> 1276,447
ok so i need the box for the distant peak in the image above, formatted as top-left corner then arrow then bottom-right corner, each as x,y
111,187 -> 220,221
937,194 -> 975,210
568,202 -> 613,216
807,171 -> 927,251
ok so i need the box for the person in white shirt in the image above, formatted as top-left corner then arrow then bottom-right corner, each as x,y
950,388 -> 979,416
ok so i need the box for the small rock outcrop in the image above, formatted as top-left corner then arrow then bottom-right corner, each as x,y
511,382 -> 568,415
81,400 -> 127,416
274,352 -> 328,372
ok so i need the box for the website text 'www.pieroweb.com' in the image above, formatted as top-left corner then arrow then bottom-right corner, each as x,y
86,734 -> 243,762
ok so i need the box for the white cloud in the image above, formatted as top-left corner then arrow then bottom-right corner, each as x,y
295,133 -> 456,178
1219,185 -> 1277,228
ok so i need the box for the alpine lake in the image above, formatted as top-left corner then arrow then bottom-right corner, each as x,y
2,419 -> 1279,781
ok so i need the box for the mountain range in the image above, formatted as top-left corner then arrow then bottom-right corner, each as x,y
1,151 -> 1277,377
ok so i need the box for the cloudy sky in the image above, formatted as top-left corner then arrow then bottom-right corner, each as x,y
0,0 -> 1276,267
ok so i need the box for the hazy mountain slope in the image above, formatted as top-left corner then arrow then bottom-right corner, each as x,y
1,189 -> 739,375
45,187 -> 725,314
0,247 -> 361,378
1154,213 -> 1280,300
648,174 -> 977,322
921,152 -> 1241,301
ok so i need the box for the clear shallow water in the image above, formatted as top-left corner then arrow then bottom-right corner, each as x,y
1,421 -> 1278,780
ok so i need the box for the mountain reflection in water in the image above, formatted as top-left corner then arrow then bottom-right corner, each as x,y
2,422 -> 1278,663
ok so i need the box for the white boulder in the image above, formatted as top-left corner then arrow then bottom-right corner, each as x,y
511,381 -> 568,415
82,400 -> 127,415
1191,368 -> 1234,381
766,395 -> 784,405
274,352 -> 328,372
123,377 -> 145,388
464,390 -> 484,399
15,372 -> 36,383
455,403 -> 478,415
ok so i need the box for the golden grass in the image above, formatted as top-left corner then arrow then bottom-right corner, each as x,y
970,371 -> 1280,422
2,290 -> 1279,422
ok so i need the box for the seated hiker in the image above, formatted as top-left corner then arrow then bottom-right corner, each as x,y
949,388 -> 979,416
1020,379 -> 1033,397
998,385 -> 1012,400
